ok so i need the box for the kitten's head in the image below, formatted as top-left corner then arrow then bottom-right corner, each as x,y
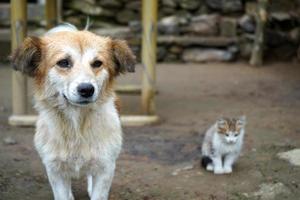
217,116 -> 246,144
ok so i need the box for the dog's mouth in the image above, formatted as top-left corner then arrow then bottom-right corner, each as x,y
63,94 -> 95,106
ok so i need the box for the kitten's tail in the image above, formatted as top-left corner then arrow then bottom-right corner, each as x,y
201,156 -> 213,168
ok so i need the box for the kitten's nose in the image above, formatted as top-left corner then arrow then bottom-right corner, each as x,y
228,139 -> 235,143
77,83 -> 94,98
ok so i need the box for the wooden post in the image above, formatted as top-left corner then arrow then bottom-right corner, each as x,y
250,0 -> 269,66
141,0 -> 158,115
45,0 -> 57,29
56,0 -> 63,23
10,0 -> 28,116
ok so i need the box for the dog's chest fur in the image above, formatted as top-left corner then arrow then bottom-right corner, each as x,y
34,97 -> 122,177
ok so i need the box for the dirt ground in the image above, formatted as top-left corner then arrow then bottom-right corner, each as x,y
0,62 -> 300,200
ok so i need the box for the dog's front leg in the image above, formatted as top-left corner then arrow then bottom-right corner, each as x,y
46,167 -> 73,200
90,162 -> 115,200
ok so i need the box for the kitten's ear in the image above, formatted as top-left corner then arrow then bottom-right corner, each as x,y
217,118 -> 227,129
10,36 -> 42,77
111,39 -> 136,75
237,116 -> 246,127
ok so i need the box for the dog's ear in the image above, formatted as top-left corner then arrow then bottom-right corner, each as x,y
10,36 -> 42,77
111,39 -> 136,75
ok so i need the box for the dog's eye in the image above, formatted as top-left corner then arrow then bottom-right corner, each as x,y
57,59 -> 71,68
91,60 -> 102,68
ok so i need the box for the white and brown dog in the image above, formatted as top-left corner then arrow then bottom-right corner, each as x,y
11,24 -> 135,200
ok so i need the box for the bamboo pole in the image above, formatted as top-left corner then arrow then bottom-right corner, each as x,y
250,0 -> 269,66
10,0 -> 28,116
141,0 -> 158,115
9,115 -> 159,127
115,85 -> 158,95
116,85 -> 142,95
56,0 -> 63,23
45,0 -> 57,29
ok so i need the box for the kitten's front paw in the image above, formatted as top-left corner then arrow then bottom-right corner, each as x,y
223,167 -> 232,174
214,168 -> 224,174
206,164 -> 214,171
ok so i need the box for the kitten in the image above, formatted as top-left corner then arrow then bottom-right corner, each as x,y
201,116 -> 246,174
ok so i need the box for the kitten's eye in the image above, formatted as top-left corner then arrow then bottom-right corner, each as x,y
234,134 -> 239,137
91,60 -> 102,68
57,59 -> 71,68
225,133 -> 229,136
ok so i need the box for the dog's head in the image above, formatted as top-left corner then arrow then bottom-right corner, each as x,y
10,24 -> 136,107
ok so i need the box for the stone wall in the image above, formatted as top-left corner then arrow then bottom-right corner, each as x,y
51,0 -> 300,62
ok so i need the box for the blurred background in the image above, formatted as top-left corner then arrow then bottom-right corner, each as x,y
1,0 -> 300,62
0,0 -> 300,200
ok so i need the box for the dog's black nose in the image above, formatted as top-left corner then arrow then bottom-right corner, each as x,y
77,83 -> 95,98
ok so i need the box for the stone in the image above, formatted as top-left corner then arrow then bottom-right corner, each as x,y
179,0 -> 201,10
245,2 -> 257,16
239,35 -> 254,58
182,48 -> 234,62
161,15 -> 189,26
98,0 -> 122,8
93,27 -> 132,39
227,45 -> 239,55
220,17 -> 237,37
181,14 -> 219,36
92,20 -> 119,28
176,9 -> 193,19
252,183 -> 291,200
164,53 -> 178,62
116,10 -> 139,25
171,163 -> 194,176
289,28 -> 300,43
65,16 -> 83,27
125,1 -> 141,11
195,5 -> 210,15
269,0 -> 298,12
205,0 -> 243,13
129,20 -> 142,33
83,0 -> 96,4
158,36 -> 237,47
66,1 -> 113,16
222,0 -> 243,13
158,15 -> 188,35
157,46 -> 168,62
270,12 -> 292,21
161,7 -> 177,16
277,148 -> 300,166
272,43 -> 298,60
3,136 -> 17,145
265,30 -> 289,47
162,0 -> 178,8
169,45 -> 183,54
238,15 -> 256,33
130,46 -> 140,61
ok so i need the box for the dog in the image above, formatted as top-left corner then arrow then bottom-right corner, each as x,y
10,24 -> 135,200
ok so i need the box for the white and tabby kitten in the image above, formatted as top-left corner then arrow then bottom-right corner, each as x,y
201,116 -> 246,174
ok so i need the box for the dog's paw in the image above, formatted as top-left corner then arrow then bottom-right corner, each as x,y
223,167 -> 232,174
214,168 -> 224,175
